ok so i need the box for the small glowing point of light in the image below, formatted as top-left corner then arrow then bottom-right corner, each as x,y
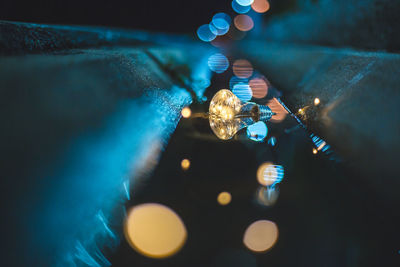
313,148 -> 318,154
266,98 -> 288,123
256,186 -> 279,206
232,0 -> 252,14
257,162 -> 284,186
197,24 -> 217,42
233,59 -> 253,78
243,220 -> 278,252
314,97 -> 320,106
181,159 -> 190,170
236,0 -> 254,6
249,78 -> 268,98
208,53 -> 229,74
233,83 -> 253,102
217,191 -> 232,205
124,203 -> 187,259
181,107 -> 191,118
251,0 -> 270,13
234,15 -> 254,32
229,76 -> 249,90
247,121 -> 268,142
267,136 -> 276,146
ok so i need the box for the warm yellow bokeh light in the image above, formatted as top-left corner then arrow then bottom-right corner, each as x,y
313,148 -> 318,154
257,162 -> 276,186
181,159 -> 190,170
251,0 -> 270,13
124,203 -> 187,259
217,191 -> 232,205
314,98 -> 320,106
181,107 -> 192,118
243,220 -> 278,253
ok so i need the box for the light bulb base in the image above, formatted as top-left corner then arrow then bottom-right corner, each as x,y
258,105 -> 273,121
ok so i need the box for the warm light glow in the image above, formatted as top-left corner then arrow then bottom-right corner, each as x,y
209,89 -> 274,140
266,98 -> 288,123
234,15 -> 254,32
124,203 -> 187,258
257,162 -> 284,186
256,186 -> 279,206
251,0 -> 270,13
233,59 -> 253,78
181,107 -> 191,118
243,220 -> 278,252
181,159 -> 190,170
314,97 -> 320,106
217,191 -> 232,205
249,78 -> 268,98
313,148 -> 318,154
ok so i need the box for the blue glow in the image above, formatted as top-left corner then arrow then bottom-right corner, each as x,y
212,12 -> 231,24
232,82 -> 252,102
247,121 -> 268,142
197,24 -> 217,42
208,53 -> 229,73
211,19 -> 230,35
229,76 -> 249,90
310,133 -> 331,152
236,0 -> 254,6
232,0 -> 251,14
268,136 -> 276,146
211,13 -> 231,36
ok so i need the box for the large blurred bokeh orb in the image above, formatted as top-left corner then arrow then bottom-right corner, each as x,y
208,53 -> 229,73
197,24 -> 217,42
243,220 -> 278,252
124,203 -> 187,258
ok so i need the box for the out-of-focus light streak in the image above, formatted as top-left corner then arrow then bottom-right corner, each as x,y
181,107 -> 192,118
267,136 -> 276,146
246,121 -> 268,142
233,59 -> 253,78
243,220 -> 278,253
234,15 -> 254,31
251,0 -> 270,13
232,82 -> 253,102
124,203 -> 187,259
208,53 -> 229,73
217,191 -> 232,205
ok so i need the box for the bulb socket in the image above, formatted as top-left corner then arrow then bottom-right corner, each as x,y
258,105 -> 273,121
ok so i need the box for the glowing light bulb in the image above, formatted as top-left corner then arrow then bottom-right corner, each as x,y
209,89 -> 274,140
